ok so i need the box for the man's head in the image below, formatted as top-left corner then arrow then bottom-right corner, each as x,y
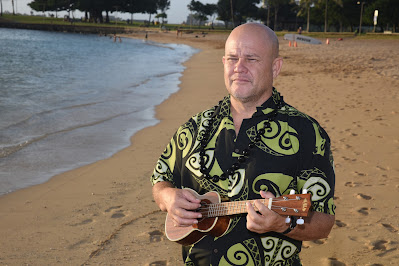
222,23 -> 283,106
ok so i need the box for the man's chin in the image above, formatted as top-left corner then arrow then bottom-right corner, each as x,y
230,93 -> 256,104
229,86 -> 253,99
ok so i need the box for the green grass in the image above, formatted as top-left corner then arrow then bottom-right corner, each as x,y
277,30 -> 399,40
0,13 -> 154,28
1,14 -> 398,39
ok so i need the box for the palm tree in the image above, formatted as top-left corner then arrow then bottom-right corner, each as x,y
0,0 -> 3,16
11,0 -> 15,15
262,0 -> 271,27
269,0 -> 290,31
230,0 -> 234,27
324,0 -> 328,32
297,0 -> 316,32
298,0 -> 342,32
322,0 -> 342,32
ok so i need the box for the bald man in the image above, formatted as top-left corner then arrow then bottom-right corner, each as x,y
151,23 -> 335,265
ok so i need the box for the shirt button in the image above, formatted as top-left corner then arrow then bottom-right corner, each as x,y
234,149 -> 240,153
214,249 -> 218,253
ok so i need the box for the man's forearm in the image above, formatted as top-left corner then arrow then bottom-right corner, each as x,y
152,181 -> 174,212
285,212 -> 335,241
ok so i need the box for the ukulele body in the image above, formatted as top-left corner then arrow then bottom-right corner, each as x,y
165,189 -> 231,246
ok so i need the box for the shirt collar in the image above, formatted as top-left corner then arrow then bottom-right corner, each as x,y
215,88 -> 282,119
255,88 -> 282,116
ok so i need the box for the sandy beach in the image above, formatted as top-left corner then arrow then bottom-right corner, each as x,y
0,30 -> 398,265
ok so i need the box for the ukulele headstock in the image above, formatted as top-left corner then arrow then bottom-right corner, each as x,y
271,192 -> 311,217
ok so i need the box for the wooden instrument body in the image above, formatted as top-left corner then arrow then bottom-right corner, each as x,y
164,189 -> 231,245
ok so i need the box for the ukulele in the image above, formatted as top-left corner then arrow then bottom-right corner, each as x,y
165,188 -> 311,246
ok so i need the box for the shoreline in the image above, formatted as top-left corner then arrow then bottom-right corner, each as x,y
0,29 -> 228,264
0,29 -> 198,197
1,29 -> 398,265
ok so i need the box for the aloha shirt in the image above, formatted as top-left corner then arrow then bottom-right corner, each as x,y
151,88 -> 336,266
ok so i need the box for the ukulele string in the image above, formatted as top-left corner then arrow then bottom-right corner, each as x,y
197,199 -> 306,210
195,198 -> 304,210
195,198 -> 306,216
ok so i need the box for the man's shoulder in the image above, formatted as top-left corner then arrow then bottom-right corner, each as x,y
181,96 -> 229,127
177,103 -> 220,132
281,103 -> 330,138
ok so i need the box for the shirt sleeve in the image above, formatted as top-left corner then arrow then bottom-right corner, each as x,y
150,132 -> 179,187
297,119 -> 336,215
150,116 -> 198,188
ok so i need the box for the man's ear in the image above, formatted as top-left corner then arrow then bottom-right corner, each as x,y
272,57 -> 283,79
222,56 -> 226,65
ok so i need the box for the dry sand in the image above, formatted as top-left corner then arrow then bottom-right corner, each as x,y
0,30 -> 398,265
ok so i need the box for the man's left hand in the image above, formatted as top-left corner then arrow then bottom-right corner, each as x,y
246,190 -> 288,234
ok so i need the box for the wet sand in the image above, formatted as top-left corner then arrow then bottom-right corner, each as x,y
0,30 -> 398,265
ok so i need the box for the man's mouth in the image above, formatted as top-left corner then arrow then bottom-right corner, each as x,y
233,76 -> 250,83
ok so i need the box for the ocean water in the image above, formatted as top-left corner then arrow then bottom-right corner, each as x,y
0,28 -> 198,195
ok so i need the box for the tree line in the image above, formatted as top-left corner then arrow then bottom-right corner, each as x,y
21,0 -> 399,32
26,0 -> 171,24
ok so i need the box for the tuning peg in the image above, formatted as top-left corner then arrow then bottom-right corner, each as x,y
285,216 -> 291,223
290,190 -> 295,195
303,189 -> 308,194
297,217 -> 304,225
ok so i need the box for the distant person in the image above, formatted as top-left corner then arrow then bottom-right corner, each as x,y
176,27 -> 183,38
298,26 -> 302,34
150,23 -> 335,265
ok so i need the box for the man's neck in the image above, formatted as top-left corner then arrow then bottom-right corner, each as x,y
230,96 -> 267,135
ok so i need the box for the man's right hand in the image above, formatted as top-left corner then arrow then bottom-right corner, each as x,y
152,181 -> 202,227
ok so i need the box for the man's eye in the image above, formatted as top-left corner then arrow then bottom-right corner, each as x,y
227,57 -> 238,61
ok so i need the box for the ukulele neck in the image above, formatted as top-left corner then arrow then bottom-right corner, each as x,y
204,199 -> 270,218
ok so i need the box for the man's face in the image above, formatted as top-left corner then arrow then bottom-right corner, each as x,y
222,30 -> 277,104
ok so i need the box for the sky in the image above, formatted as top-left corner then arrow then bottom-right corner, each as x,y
1,0 -> 219,24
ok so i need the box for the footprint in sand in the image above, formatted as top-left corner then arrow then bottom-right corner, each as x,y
348,236 -> 358,242
344,144 -> 353,150
345,181 -> 361,187
356,193 -> 372,200
67,239 -> 89,250
104,206 -> 126,219
380,223 -> 398,233
357,207 -> 371,215
312,239 -> 326,245
111,211 -> 126,219
353,171 -> 366,177
324,257 -> 346,266
149,230 -> 164,243
149,261 -> 167,266
376,165 -> 389,171
341,156 -> 351,161
366,240 -> 388,251
70,218 -> 93,227
335,220 -> 347,228
105,205 -> 123,212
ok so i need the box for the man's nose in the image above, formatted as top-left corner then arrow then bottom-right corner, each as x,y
234,58 -> 247,72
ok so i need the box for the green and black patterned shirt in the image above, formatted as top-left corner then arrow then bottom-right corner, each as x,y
151,88 -> 335,266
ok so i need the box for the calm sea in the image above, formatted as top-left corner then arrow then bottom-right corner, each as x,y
0,28 -> 198,195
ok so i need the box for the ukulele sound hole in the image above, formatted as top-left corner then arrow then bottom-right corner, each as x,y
196,200 -> 212,220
